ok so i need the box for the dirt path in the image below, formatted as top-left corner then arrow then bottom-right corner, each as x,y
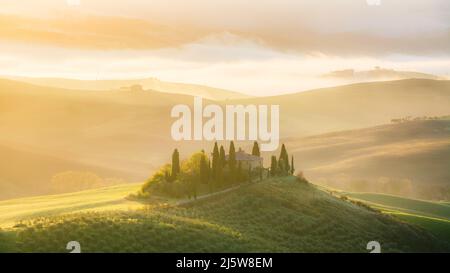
175,182 -> 254,207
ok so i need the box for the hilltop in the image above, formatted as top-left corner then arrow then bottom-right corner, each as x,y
0,177 -> 447,252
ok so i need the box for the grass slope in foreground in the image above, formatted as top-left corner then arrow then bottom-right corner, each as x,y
342,192 -> 450,244
2,177 -> 448,253
0,183 -> 143,228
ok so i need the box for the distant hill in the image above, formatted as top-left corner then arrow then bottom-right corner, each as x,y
323,67 -> 444,82
0,79 -> 209,200
284,119 -> 450,200
232,79 -> 450,137
4,76 -> 250,101
0,143 -> 136,200
0,177 -> 447,252
0,78 -> 449,200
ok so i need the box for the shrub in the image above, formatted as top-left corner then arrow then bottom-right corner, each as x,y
295,172 -> 308,184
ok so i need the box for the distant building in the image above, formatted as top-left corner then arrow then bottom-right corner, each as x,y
226,148 -> 263,170
119,84 -> 143,92
130,84 -> 144,92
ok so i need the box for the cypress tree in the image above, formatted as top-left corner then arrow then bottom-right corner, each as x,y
252,141 -> 261,157
229,141 -> 237,183
278,158 -> 286,176
278,144 -> 290,175
208,160 -> 212,192
291,155 -> 295,175
212,143 -> 220,169
219,145 -> 226,167
270,156 -> 278,177
212,142 -> 220,188
171,149 -> 180,179
218,145 -> 225,186
200,152 -> 208,184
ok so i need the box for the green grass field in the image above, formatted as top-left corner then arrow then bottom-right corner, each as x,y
0,183 -> 145,228
342,192 -> 450,243
1,177 -> 447,253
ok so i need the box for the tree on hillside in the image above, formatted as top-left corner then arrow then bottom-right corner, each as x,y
212,142 -> 221,189
208,160 -> 212,181
278,158 -> 287,176
200,152 -> 209,185
219,145 -> 226,186
180,152 -> 206,199
219,145 -> 226,167
171,149 -> 180,179
165,169 -> 171,182
270,156 -> 278,177
212,142 -> 219,173
278,144 -> 290,175
206,158 -> 213,193
252,141 -> 261,157
291,155 -> 295,175
229,141 -> 237,183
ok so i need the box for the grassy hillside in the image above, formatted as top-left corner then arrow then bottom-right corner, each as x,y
1,177 -> 447,253
283,118 -> 450,200
340,192 -> 450,243
0,183 -> 143,228
343,192 -> 450,219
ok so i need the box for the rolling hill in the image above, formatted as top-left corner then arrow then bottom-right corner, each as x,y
1,78 -> 449,200
340,192 -> 450,243
0,78 -> 211,199
322,67 -> 444,82
343,192 -> 450,220
0,177 -> 447,253
232,79 -> 450,137
5,76 -> 251,101
282,118 -> 450,200
0,143 -> 135,200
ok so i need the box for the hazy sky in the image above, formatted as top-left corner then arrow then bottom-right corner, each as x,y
0,0 -> 448,95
